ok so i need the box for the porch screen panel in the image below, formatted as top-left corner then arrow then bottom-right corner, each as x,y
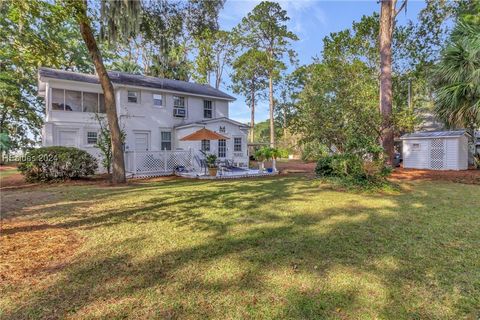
65,90 -> 82,112
83,92 -> 98,113
51,89 -> 64,110
99,94 -> 106,113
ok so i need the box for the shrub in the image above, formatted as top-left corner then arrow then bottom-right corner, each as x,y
19,146 -> 98,182
276,148 -> 289,159
315,153 -> 391,186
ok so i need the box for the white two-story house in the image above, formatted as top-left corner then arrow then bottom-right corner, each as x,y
38,67 -> 249,174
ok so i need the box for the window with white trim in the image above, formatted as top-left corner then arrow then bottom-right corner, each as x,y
203,100 -> 212,118
127,90 -> 139,103
173,96 -> 186,117
86,131 -> 98,145
153,94 -> 163,107
161,131 -> 172,150
234,137 -> 242,152
219,126 -> 226,133
201,139 -> 210,152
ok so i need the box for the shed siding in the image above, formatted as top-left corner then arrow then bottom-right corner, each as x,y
444,138 -> 458,169
403,139 -> 429,169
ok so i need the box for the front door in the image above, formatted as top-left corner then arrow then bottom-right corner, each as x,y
134,132 -> 150,151
218,139 -> 226,158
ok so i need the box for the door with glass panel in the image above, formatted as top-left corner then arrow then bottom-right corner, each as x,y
218,139 -> 226,158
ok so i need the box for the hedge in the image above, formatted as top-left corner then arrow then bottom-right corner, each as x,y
18,146 -> 98,182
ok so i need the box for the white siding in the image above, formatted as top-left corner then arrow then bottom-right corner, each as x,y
444,138 -> 458,170
403,139 -> 429,169
40,77 -> 246,172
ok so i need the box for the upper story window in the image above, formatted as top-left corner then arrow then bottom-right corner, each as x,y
153,94 -> 163,107
219,126 -> 226,133
234,137 -> 242,152
173,96 -> 186,117
51,88 -> 105,113
127,90 -> 139,103
203,100 -> 212,118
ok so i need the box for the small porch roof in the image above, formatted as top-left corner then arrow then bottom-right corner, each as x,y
180,128 -> 229,141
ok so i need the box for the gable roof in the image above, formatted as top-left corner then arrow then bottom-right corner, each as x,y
400,130 -> 468,140
38,67 -> 236,101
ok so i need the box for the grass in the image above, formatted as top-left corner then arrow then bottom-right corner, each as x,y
1,175 -> 479,319
0,168 -> 18,179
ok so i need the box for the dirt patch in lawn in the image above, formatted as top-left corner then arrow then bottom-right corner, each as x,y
0,219 -> 83,285
390,167 -> 480,185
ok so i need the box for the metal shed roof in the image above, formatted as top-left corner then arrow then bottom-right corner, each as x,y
38,67 -> 236,101
400,130 -> 467,140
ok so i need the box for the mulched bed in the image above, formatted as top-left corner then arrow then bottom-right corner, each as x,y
390,167 -> 480,185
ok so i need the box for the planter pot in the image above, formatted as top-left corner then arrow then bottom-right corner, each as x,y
208,168 -> 218,176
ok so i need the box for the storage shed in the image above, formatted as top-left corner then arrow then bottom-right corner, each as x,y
400,130 -> 469,171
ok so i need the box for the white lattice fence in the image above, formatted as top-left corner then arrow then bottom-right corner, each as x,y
125,150 -> 192,176
430,139 -> 445,169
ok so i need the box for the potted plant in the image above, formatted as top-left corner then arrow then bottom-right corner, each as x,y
206,153 -> 218,176
255,148 -> 266,171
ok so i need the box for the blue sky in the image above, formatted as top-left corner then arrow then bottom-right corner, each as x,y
218,0 -> 428,124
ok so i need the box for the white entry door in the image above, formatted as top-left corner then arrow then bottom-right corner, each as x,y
134,132 -> 150,151
58,130 -> 78,147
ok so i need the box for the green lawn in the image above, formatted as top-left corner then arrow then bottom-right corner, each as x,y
1,176 -> 479,319
0,167 -> 18,179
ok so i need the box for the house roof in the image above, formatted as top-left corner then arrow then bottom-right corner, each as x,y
38,67 -> 236,101
400,130 -> 468,140
175,117 -> 249,129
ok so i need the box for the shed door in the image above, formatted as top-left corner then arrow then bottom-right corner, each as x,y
430,139 -> 445,169
58,130 -> 78,147
134,132 -> 150,151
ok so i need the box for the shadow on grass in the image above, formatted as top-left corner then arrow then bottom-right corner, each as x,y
2,176 -> 480,319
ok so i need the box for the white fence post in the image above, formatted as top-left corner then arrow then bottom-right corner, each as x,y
133,151 -> 137,174
164,150 -> 168,172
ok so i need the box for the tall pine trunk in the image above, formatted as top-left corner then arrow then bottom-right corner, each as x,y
268,73 -> 277,172
250,84 -> 255,143
269,74 -> 275,148
75,1 -> 126,183
379,0 -> 395,166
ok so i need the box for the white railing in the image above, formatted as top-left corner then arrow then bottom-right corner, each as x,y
125,150 -> 193,176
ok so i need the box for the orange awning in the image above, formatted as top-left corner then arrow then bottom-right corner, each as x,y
180,128 -> 229,141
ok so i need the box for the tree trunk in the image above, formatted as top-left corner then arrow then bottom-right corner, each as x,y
76,1 -> 126,183
268,74 -> 277,172
269,74 -> 275,148
379,0 -> 395,166
250,83 -> 255,143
